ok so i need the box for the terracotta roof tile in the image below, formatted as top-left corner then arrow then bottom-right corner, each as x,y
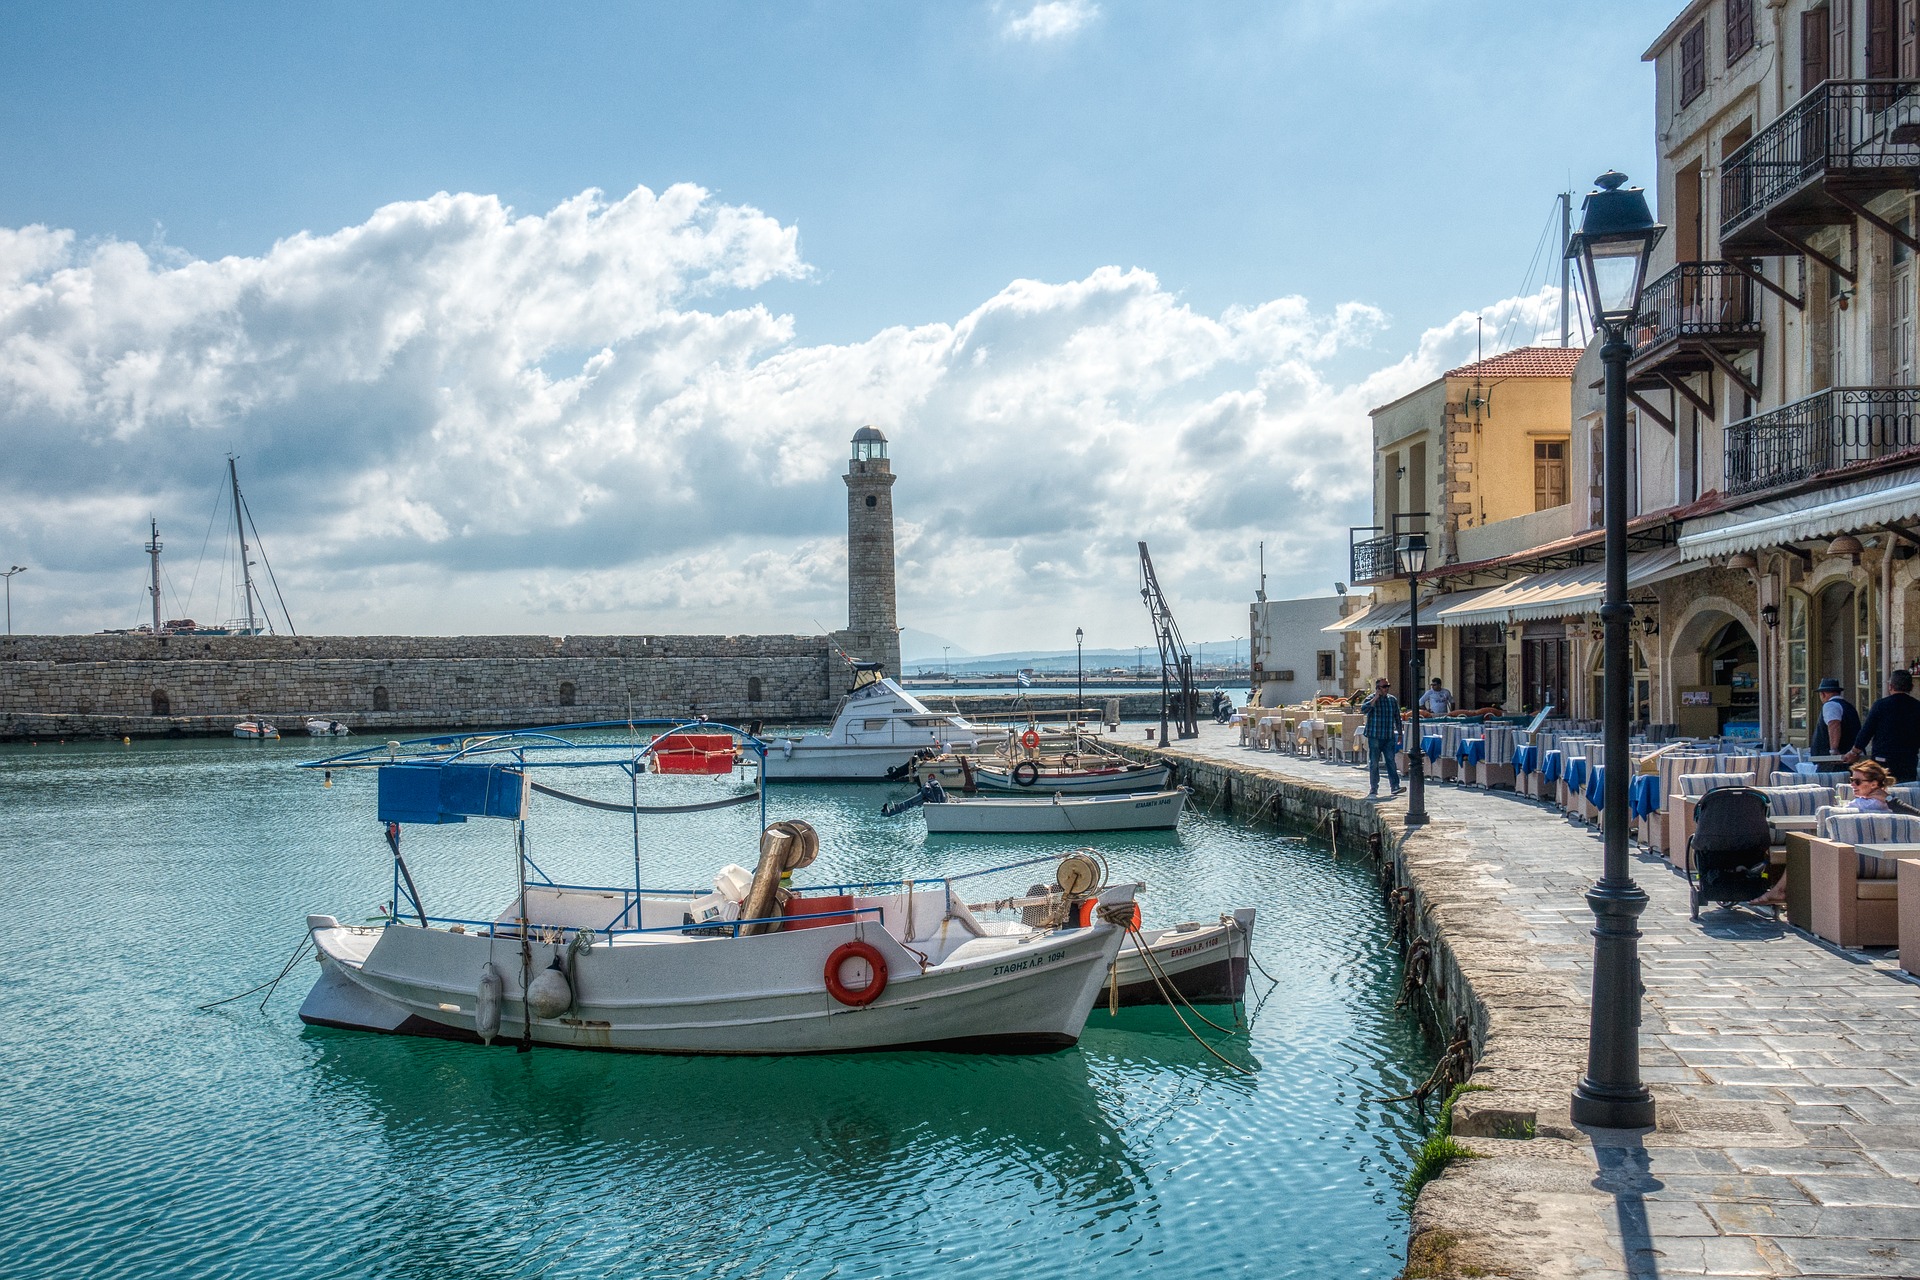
1444,347 -> 1583,381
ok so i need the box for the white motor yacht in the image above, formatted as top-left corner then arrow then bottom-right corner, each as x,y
761,663 -> 996,781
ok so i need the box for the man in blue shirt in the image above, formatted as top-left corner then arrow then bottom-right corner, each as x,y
1362,677 -> 1403,799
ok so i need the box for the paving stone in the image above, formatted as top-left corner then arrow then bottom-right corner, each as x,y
1147,727 -> 1920,1278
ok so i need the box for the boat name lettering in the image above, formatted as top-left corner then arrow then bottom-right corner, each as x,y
1165,935 -> 1223,961
993,948 -> 1069,977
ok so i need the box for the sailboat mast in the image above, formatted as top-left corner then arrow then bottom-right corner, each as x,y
229,456 -> 258,634
145,518 -> 163,634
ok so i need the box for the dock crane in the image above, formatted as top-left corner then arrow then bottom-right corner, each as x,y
1137,541 -> 1199,741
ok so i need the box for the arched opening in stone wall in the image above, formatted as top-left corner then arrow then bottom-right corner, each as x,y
151,690 -> 170,717
373,685 -> 390,712
1584,634 -> 1653,727
748,676 -> 764,703
559,681 -> 576,707
1669,609 -> 1760,737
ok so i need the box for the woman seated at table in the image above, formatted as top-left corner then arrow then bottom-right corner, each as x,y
1747,760 -> 1914,907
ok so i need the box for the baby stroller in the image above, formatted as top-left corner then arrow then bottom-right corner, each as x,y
1686,787 -> 1774,920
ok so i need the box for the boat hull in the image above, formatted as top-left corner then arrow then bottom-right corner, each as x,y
970,761 -> 1174,795
1109,910 -> 1255,1007
761,743 -> 929,782
300,888 -> 1135,1056
923,789 -> 1186,834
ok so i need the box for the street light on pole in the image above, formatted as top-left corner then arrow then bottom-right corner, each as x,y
1566,169 -> 1664,1131
2,565 -> 25,636
1395,528 -> 1428,825
942,645 -> 950,678
1075,627 -> 1084,723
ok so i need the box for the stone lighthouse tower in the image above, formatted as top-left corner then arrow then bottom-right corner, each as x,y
841,425 -> 901,676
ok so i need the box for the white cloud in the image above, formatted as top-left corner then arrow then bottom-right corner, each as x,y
1001,0 -> 1099,43
0,185 -> 1563,650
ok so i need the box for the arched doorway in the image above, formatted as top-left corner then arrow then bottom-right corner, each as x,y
1585,634 -> 1654,727
1812,576 -> 1879,710
1668,606 -> 1761,738
1704,621 -> 1761,736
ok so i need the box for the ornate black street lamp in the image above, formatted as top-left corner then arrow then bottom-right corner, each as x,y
1566,170 -> 1664,1130
1397,528 -> 1429,825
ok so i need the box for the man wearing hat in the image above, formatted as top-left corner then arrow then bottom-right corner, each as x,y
1815,677 -> 1860,762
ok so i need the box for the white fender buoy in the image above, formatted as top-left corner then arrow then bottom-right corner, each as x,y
476,964 -> 503,1045
526,955 -> 573,1020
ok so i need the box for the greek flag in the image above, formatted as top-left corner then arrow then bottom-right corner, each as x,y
1016,670 -> 1032,688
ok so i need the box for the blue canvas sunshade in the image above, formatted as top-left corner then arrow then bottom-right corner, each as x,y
377,763 -> 531,825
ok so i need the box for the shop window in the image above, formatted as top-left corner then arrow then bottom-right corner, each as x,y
1786,590 -> 1810,732
1679,20 -> 1707,106
1726,0 -> 1755,64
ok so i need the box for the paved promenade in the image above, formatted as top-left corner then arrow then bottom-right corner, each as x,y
1148,725 -> 1920,1280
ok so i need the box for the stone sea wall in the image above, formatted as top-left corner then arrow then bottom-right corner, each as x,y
0,633 -> 845,738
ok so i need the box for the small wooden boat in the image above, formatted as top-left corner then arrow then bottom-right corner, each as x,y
1108,911 -> 1254,1006
970,758 -> 1174,795
305,718 -> 350,737
233,720 -> 279,740
921,789 -> 1186,834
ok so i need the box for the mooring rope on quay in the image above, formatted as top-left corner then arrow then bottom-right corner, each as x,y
1116,721 -> 1920,1280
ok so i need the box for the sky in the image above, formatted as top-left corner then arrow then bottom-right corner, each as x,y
0,0 -> 1674,654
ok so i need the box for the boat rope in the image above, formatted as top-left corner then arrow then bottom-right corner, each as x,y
529,780 -> 756,815
1380,1015 -> 1475,1108
1127,926 -> 1241,1036
1114,916 -> 1256,1078
198,934 -> 314,1013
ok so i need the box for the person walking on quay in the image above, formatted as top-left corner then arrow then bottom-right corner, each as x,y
1418,677 -> 1455,718
1362,677 -> 1403,799
1847,669 -> 1920,783
1814,677 -> 1861,762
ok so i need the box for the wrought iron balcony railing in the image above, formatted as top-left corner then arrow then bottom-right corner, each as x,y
1631,261 -> 1760,357
1724,386 -> 1920,496
1720,79 -> 1920,245
1350,528 -> 1398,585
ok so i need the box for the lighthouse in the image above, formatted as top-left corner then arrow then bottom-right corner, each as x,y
842,425 -> 901,676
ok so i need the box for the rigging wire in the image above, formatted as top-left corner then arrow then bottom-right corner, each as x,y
181,477 -> 226,622
1495,196 -> 1561,354
241,491 -> 296,636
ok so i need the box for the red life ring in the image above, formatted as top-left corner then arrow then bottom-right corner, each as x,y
824,939 -> 888,1006
1020,729 -> 1041,751
1076,899 -> 1140,930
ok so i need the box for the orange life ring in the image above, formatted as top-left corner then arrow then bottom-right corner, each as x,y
824,939 -> 888,1006
1020,729 -> 1041,751
1076,899 -> 1141,930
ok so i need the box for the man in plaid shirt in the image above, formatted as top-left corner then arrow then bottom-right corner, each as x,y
1362,677 -> 1403,799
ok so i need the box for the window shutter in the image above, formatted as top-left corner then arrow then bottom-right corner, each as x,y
1726,0 -> 1757,64
1869,0 -> 1896,76
1902,0 -> 1918,77
1680,21 -> 1708,105
1805,6 -> 1833,92
1834,0 -> 1854,79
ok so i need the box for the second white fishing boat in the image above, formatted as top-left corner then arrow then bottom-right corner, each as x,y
920,788 -> 1187,834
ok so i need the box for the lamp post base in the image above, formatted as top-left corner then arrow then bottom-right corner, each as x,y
1570,1079 -> 1656,1129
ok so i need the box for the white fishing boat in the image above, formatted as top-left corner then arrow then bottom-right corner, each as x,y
967,758 -> 1174,795
296,722 -> 1139,1055
233,719 -> 279,740
919,788 -> 1187,834
1109,911 -> 1255,1007
305,718 -> 350,737
761,663 -> 998,782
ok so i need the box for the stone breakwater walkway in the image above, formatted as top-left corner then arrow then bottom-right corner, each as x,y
1137,725 -> 1920,1280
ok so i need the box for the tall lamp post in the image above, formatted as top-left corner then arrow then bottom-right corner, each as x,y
1396,529 -> 1429,825
1567,170 -> 1664,1130
942,645 -> 951,678
2,565 -> 25,636
1075,627 -> 1085,722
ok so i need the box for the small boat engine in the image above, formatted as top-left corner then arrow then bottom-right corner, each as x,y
476,964 -> 503,1044
526,954 -> 573,1019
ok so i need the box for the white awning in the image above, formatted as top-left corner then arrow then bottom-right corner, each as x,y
1323,589 -> 1497,633
1433,547 -> 1692,626
1678,470 -> 1920,559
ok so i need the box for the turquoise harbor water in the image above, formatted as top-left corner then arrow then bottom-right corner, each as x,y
0,734 -> 1434,1279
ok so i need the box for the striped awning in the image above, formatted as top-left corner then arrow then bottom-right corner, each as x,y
1678,470 -> 1920,559
1433,547 -> 1692,626
1323,588 -> 1498,633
